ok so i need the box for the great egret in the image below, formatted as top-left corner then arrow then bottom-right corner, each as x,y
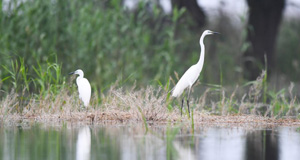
172,30 -> 219,116
69,69 -> 91,107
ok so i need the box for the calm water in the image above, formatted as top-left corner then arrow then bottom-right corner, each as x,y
1,123 -> 300,160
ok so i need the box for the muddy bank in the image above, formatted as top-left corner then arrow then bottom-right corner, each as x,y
2,110 -> 300,128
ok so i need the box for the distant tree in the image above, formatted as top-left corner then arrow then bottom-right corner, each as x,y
244,0 -> 285,80
171,0 -> 206,27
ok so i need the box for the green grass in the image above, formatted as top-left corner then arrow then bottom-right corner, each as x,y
1,0 -> 299,92
0,0 -> 184,90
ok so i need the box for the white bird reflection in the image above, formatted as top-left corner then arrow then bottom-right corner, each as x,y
76,126 -> 91,160
279,127 -> 300,160
198,128 -> 246,160
173,141 -> 195,160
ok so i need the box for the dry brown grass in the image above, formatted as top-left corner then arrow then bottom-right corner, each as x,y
0,85 -> 172,124
1,83 -> 300,127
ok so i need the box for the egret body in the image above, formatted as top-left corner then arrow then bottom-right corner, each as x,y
69,69 -> 91,107
172,30 -> 219,116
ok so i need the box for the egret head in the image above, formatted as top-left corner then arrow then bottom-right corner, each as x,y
203,30 -> 220,36
199,30 -> 220,44
69,69 -> 84,77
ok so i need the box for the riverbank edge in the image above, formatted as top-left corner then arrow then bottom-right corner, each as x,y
2,111 -> 300,128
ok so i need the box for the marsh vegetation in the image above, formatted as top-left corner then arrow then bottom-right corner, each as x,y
1,0 -> 300,124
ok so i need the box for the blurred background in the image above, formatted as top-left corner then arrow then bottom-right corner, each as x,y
0,0 -> 300,93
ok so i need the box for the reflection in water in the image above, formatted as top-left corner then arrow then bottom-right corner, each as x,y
3,128 -> 15,160
246,130 -> 279,160
198,128 -> 246,160
120,134 -> 165,160
173,141 -> 195,160
120,134 -> 137,160
76,126 -> 91,160
1,125 -> 300,160
279,128 -> 300,160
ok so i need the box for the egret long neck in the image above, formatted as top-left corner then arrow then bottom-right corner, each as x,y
76,73 -> 84,84
197,34 -> 206,71
78,72 -> 84,78
76,76 -> 83,86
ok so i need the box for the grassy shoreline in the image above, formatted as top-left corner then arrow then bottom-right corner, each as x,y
1,68 -> 300,127
2,111 -> 300,127
2,64 -> 300,128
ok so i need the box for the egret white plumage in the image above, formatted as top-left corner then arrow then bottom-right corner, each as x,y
172,30 -> 219,116
69,69 -> 91,107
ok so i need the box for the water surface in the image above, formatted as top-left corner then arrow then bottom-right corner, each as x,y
1,123 -> 300,160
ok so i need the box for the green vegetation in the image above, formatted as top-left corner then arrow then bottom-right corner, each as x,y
0,0 -> 183,91
277,19 -> 300,80
1,0 -> 300,121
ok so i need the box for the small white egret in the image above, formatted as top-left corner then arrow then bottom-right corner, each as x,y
69,69 -> 91,107
172,30 -> 219,116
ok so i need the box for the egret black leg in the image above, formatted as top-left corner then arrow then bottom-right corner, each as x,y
181,99 -> 184,116
187,87 -> 192,116
187,100 -> 190,116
